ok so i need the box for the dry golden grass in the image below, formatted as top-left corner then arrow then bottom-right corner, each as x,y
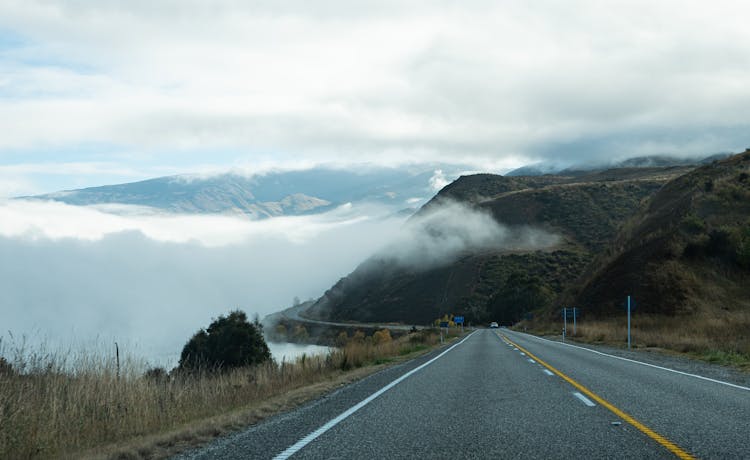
0,329 -> 446,459
569,309 -> 750,369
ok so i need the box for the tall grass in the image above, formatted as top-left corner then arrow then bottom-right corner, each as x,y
0,329 -> 444,459
569,310 -> 750,366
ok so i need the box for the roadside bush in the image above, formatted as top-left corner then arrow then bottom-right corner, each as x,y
335,331 -> 349,346
372,329 -> 392,345
178,310 -> 270,372
293,325 -> 309,341
143,367 -> 168,382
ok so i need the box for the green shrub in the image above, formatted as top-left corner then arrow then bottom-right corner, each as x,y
680,213 -> 705,234
178,310 -> 270,372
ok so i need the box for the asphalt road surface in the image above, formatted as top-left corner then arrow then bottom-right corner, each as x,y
175,329 -> 750,459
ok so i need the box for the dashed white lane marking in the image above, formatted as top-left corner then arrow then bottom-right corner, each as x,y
543,369 -> 554,376
527,359 -> 536,363
520,352 -> 526,356
273,331 -> 477,460
573,392 -> 596,407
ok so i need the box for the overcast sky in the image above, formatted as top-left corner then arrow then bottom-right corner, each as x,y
4,1 -> 750,363
2,0 -> 750,195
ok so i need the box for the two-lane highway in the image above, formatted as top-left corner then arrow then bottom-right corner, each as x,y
500,329 -> 750,459
176,330 -> 750,459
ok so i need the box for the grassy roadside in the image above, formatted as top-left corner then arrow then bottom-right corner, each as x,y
518,313 -> 750,371
0,328 -> 460,459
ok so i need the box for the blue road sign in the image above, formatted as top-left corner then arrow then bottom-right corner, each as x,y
439,321 -> 449,328
454,316 -> 464,324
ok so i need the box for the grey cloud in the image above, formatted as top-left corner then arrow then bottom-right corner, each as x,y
1,1 -> 750,171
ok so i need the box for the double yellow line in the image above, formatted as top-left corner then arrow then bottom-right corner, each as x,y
501,334 -> 695,460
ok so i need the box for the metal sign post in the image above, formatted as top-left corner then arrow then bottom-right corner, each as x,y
562,307 -> 567,342
573,307 -> 577,336
439,321 -> 449,343
627,296 -> 631,350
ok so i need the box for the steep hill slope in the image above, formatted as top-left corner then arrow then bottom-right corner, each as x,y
568,150 -> 750,318
304,166 -> 694,325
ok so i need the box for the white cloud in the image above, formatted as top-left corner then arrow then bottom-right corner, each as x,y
429,169 -> 449,192
0,0 -> 748,175
0,199 -> 384,246
0,198 -> 405,366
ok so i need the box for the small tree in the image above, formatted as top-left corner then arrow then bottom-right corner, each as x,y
373,329 -> 392,345
179,310 -> 271,372
352,330 -> 366,342
143,366 -> 168,382
293,325 -> 309,340
336,331 -> 349,346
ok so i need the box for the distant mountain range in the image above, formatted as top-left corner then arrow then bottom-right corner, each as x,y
505,153 -> 732,177
25,165 -> 471,218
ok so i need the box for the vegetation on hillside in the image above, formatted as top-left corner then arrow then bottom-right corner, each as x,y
567,151 -> 750,316
306,165 -> 688,327
521,151 -> 750,360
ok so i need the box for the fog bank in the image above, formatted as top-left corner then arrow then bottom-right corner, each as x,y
0,200 -> 404,366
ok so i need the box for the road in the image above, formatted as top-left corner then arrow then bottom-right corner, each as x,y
176,329 -> 750,459
268,303 -> 424,331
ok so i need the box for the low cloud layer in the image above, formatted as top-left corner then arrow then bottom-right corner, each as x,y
2,1 -> 750,194
377,201 -> 560,270
0,200 -> 404,366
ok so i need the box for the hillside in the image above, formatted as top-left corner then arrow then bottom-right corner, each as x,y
566,150 -> 750,318
303,165 -> 695,325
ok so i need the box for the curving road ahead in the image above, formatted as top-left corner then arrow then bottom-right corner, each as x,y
269,303 -> 424,331
176,329 -> 750,459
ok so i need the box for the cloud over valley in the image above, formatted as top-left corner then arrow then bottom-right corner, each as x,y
0,200 -> 405,365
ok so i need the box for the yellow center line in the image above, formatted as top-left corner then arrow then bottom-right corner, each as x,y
499,333 -> 695,460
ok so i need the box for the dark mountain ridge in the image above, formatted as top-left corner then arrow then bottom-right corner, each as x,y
566,150 -> 750,318
303,163 -> 699,325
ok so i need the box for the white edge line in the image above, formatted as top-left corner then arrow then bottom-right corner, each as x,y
511,331 -> 750,392
272,331 -> 477,460
573,392 -> 596,407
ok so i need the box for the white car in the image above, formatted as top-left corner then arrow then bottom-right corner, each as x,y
489,322 -> 499,328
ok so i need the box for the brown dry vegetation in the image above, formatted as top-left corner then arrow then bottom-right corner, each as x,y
557,308 -> 750,369
0,329 -> 448,459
